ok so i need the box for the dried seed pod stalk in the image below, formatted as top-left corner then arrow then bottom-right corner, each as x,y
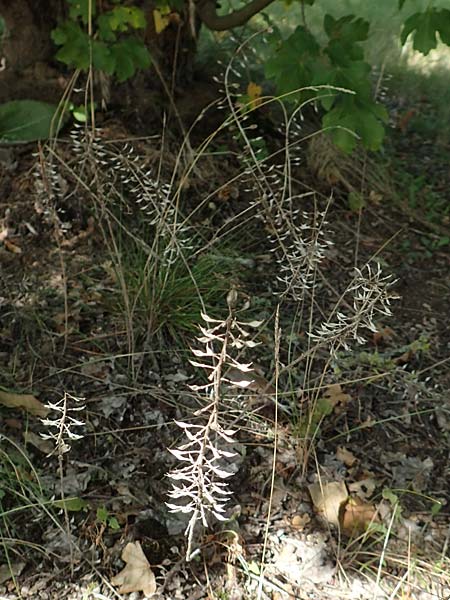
166,296 -> 261,559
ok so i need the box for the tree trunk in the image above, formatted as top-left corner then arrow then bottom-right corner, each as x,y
0,0 -> 61,71
0,0 -> 64,103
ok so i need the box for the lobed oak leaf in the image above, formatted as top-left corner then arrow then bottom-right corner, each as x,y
308,480 -> 348,527
111,541 -> 156,596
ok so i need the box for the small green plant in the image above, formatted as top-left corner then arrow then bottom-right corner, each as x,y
295,395 -> 334,440
0,435 -> 48,578
51,0 -> 151,81
96,506 -> 120,530
119,244 -> 236,341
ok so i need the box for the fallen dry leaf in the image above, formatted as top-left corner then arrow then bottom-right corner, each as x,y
341,497 -> 378,537
372,326 -> 395,345
348,477 -> 376,500
291,513 -> 311,529
308,481 -> 348,527
4,239 -> 22,253
324,383 -> 351,411
336,446 -> 357,467
111,541 -> 156,596
0,561 -> 26,584
0,390 -> 49,418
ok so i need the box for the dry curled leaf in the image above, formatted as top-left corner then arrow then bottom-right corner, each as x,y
0,561 -> 26,584
324,384 -> 351,408
4,239 -> 22,254
111,541 -> 156,596
0,390 -> 49,418
336,446 -> 357,467
341,497 -> 378,537
291,513 -> 311,529
308,481 -> 348,527
348,477 -> 376,500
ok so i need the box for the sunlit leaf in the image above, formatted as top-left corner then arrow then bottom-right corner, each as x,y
111,541 -> 156,596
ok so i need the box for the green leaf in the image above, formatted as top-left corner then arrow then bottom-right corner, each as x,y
324,15 -> 370,69
54,497 -> 88,511
68,0 -> 96,25
120,37 -> 152,70
323,96 -> 386,153
401,10 -> 439,55
92,40 -> 116,74
435,9 -> 450,46
52,22 -> 91,69
0,100 -> 67,143
110,43 -> 135,81
107,6 -> 147,31
96,506 -> 108,523
348,191 -> 366,212
108,516 -> 121,530
265,26 -> 320,101
382,488 -> 399,504
72,105 -> 87,122
324,14 -> 369,45
97,14 -> 117,41
72,103 -> 97,122
431,500 -> 443,516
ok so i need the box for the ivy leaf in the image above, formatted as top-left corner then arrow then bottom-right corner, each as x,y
400,9 -> 439,55
435,9 -> 450,46
326,38 -> 364,65
108,6 -> 147,31
324,14 -> 369,68
311,59 -> 371,112
92,40 -> 116,74
97,14 -> 117,41
324,14 -> 369,45
109,38 -> 151,81
120,37 -> 152,70
337,61 -> 372,98
265,26 -> 320,101
68,0 -> 96,25
110,43 -> 135,81
323,97 -> 386,153
52,22 -> 90,70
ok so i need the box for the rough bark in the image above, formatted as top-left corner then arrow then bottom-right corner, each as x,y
0,0 -> 64,103
0,0 -> 61,71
